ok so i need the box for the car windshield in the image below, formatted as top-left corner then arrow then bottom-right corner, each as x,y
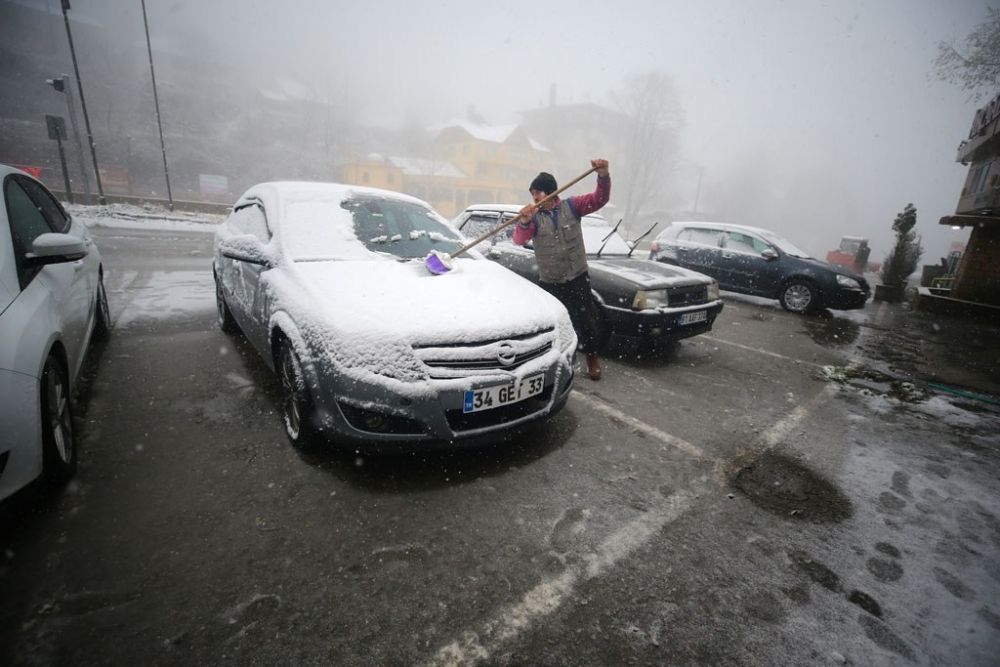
755,229 -> 813,259
582,227 -> 631,256
460,210 -> 517,244
343,196 -> 464,259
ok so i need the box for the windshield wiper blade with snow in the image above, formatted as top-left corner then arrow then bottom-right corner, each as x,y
600,218 -> 624,243
628,222 -> 659,258
596,218 -> 624,258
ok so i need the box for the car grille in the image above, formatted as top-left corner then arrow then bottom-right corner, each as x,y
667,285 -> 708,307
413,328 -> 556,378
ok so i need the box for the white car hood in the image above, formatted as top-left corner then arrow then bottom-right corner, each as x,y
274,257 -> 569,345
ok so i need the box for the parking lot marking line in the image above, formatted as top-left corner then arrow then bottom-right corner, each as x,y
422,492 -> 695,667
701,334 -> 824,368
425,351 -> 841,667
571,391 -> 705,458
760,382 -> 840,448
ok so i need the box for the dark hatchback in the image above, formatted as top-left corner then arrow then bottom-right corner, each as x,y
453,205 -> 725,349
649,221 -> 870,314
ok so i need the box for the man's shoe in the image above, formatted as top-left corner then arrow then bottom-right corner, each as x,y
587,353 -> 602,381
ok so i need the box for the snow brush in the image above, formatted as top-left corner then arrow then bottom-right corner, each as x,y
424,165 -> 599,275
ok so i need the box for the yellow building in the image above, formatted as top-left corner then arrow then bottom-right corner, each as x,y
338,122 -> 552,218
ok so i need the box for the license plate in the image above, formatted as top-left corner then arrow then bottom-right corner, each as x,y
464,374 -> 545,413
679,310 -> 708,325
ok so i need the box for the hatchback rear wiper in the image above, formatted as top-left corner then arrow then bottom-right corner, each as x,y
627,222 -> 659,258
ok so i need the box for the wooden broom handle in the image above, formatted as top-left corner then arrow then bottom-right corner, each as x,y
449,165 -> 600,259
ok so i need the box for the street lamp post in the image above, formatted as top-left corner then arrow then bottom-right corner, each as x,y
141,0 -> 174,210
60,0 -> 105,204
46,74 -> 91,204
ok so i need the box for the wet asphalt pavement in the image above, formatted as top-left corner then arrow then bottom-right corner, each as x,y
1,220 -> 998,667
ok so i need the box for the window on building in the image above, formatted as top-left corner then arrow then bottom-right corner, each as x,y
387,173 -> 395,185
362,172 -> 370,183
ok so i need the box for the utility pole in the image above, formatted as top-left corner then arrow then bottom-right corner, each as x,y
60,0 -> 105,204
46,75 -> 91,204
141,0 -> 173,210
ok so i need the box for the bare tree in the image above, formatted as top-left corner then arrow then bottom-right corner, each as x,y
933,7 -> 1000,101
612,71 -> 684,222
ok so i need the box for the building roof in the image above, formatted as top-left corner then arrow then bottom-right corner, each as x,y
386,156 -> 467,179
432,121 -> 549,151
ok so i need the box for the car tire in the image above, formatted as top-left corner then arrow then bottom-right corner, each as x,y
94,272 -> 111,339
779,279 -> 820,314
276,339 -> 318,449
215,271 -> 239,334
40,355 -> 78,487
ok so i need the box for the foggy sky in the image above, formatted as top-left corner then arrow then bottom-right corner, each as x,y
79,0 -> 997,261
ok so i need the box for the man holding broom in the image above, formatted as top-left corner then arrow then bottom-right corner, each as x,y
513,159 -> 611,381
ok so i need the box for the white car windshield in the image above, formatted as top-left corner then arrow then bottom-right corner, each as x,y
582,227 -> 631,256
344,196 -> 464,259
282,195 -> 464,261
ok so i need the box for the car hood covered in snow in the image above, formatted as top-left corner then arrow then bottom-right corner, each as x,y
588,256 -> 716,291
267,256 -> 574,351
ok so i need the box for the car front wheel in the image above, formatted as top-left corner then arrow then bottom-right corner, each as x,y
94,272 -> 111,339
277,340 -> 317,449
41,356 -> 78,487
779,279 -> 820,314
215,271 -> 239,334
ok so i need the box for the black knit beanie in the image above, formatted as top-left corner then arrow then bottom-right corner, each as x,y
529,172 -> 558,195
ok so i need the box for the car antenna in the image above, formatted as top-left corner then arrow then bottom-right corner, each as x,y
627,222 -> 659,258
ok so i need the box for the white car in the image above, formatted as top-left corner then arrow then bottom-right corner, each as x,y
212,182 -> 577,451
0,164 -> 109,502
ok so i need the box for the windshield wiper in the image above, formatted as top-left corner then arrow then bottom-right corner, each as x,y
627,222 -> 659,258
600,218 -> 624,243
596,218 -> 624,258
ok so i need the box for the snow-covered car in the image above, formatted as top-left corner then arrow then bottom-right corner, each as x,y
0,164 -> 110,502
452,204 -> 724,350
212,182 -> 577,451
649,221 -> 871,314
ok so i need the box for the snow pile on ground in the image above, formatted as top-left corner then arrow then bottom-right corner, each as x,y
70,202 -> 224,232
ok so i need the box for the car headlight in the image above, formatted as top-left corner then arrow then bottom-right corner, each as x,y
836,274 -> 861,289
632,289 -> 670,310
707,281 -> 719,301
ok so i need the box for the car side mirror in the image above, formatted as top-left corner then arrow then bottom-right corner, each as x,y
25,232 -> 88,265
761,248 -> 778,260
220,235 -> 275,267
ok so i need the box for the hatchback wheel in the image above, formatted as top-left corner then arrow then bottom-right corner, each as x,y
277,341 -> 317,448
779,279 -> 819,314
215,272 -> 239,333
41,356 -> 77,486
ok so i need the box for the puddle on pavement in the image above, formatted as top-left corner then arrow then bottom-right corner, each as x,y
732,450 -> 852,523
821,365 -> 928,403
803,316 -> 861,347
